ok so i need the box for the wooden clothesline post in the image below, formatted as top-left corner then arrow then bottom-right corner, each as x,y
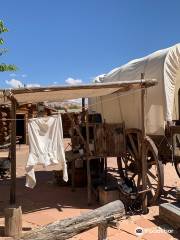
9,95 -> 17,205
85,110 -> 92,205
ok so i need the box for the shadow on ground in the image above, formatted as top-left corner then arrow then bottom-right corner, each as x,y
0,171 -> 96,217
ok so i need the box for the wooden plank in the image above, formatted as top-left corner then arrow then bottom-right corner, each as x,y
94,123 -> 125,157
105,123 -> 125,156
94,124 -> 106,155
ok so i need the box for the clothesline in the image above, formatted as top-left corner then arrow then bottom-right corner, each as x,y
25,113 -> 68,188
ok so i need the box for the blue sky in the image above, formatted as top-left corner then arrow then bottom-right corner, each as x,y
0,0 -> 180,88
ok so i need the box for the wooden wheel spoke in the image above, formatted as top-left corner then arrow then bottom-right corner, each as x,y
130,173 -> 137,180
137,174 -> 142,188
121,157 -> 127,167
147,170 -> 158,182
137,133 -> 142,157
127,146 -> 136,160
128,134 -> 139,158
175,160 -> 180,177
147,177 -> 156,196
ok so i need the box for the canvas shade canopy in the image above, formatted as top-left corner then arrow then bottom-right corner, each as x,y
89,43 -> 180,135
1,78 -> 158,205
0,80 -> 156,104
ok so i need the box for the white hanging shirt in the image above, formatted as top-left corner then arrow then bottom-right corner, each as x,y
25,114 -> 68,188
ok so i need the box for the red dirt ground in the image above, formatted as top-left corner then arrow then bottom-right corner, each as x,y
0,141 -> 179,240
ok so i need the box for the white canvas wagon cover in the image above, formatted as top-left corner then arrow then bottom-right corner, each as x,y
89,43 -> 180,135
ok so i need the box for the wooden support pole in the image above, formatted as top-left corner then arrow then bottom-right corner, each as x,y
141,73 -> 148,213
82,97 -> 85,112
22,200 -> 125,240
104,157 -> 108,188
4,206 -> 22,239
98,222 -> 107,240
10,97 -> 17,205
71,158 -> 75,192
82,98 -> 86,123
85,110 -> 92,205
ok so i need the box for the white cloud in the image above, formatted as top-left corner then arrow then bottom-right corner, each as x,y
22,74 -> 27,78
6,79 -> 24,88
5,79 -> 40,88
9,73 -> 17,77
65,77 -> 82,85
26,83 -> 40,88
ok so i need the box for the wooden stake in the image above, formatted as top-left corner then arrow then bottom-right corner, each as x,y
98,222 -> 108,240
4,206 -> 22,239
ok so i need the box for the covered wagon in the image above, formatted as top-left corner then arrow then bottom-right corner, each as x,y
89,43 -> 180,205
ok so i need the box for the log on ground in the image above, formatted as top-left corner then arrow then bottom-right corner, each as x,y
22,200 -> 125,240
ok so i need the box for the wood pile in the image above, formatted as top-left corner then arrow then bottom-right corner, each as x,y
0,105 -> 11,147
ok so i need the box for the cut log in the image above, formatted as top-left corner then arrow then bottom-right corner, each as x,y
4,206 -> 22,239
22,200 -> 125,240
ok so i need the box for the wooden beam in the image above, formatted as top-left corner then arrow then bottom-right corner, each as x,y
6,79 -> 157,95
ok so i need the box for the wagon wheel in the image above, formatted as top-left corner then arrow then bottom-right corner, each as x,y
117,128 -> 164,206
174,158 -> 180,178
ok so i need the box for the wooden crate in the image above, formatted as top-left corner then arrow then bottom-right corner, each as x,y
98,186 -> 120,205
